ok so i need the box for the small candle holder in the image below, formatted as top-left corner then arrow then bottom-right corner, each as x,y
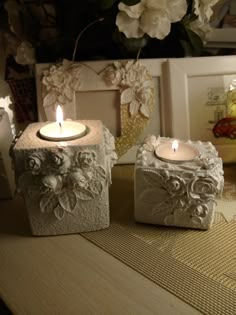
0,109 -> 15,199
12,120 -> 117,235
134,136 -> 224,230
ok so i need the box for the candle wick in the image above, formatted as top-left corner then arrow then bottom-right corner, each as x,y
173,148 -> 176,153
59,122 -> 63,134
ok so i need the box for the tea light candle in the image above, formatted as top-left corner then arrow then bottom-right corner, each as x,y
39,105 -> 86,141
155,139 -> 199,163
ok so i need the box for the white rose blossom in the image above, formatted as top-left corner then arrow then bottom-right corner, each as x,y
116,0 -> 188,39
193,0 -> 219,23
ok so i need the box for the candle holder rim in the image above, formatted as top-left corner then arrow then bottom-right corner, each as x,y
39,121 -> 88,142
154,141 -> 199,164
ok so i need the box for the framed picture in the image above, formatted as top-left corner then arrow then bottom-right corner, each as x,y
35,58 -> 166,164
206,1 -> 236,51
162,55 -> 236,163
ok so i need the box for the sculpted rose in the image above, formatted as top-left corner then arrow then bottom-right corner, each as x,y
68,170 -> 88,189
49,151 -> 71,174
26,153 -> 43,175
104,66 -> 122,86
77,151 -> 96,170
165,175 -> 186,196
42,175 -> 62,192
188,176 -> 217,199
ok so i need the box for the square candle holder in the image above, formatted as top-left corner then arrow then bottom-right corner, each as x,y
0,108 -> 15,199
12,120 -> 117,236
134,136 -> 224,230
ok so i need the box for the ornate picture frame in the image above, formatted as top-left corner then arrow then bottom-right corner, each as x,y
35,59 -> 166,164
162,55 -> 236,163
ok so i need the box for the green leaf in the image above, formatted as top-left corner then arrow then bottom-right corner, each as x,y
184,28 -> 204,56
121,0 -> 141,5
99,0 -> 117,10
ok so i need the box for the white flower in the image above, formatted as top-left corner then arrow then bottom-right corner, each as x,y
15,41 -> 36,65
116,0 -> 187,39
193,0 -> 219,23
118,1 -> 145,19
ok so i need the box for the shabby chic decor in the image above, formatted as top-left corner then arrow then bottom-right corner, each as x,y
12,120 -> 117,235
39,59 -> 154,159
135,135 -> 224,229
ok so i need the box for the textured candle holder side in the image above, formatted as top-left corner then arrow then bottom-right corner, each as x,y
0,109 -> 15,199
12,120 -> 117,235
134,136 -> 224,230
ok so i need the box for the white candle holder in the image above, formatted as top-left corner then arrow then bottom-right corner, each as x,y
135,136 -> 224,230
12,121 -> 117,235
0,109 -> 15,199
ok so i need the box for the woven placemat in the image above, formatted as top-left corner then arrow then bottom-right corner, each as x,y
81,165 -> 236,315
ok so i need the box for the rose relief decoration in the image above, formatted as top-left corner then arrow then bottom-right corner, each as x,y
42,59 -> 81,110
136,135 -> 224,228
42,60 -> 154,158
20,147 -> 107,221
103,60 -> 153,118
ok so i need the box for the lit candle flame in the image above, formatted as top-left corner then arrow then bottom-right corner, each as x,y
172,140 -> 179,153
56,105 -> 63,133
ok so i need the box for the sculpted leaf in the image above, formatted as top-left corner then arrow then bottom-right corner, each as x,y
64,85 -> 73,100
152,198 -> 172,216
70,78 -> 80,91
89,180 -> 103,195
140,103 -> 150,118
121,88 -> 133,104
54,206 -> 65,220
58,190 -> 77,213
129,99 -> 140,116
142,169 -> 165,187
43,91 -> 58,108
40,193 -> 58,214
94,165 -> 106,181
75,188 -> 94,200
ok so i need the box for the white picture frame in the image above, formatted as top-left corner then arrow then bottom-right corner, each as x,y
35,58 -> 166,164
206,28 -> 236,49
205,1 -> 236,50
162,55 -> 236,163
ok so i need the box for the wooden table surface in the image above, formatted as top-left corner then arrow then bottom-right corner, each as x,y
0,192 -> 201,315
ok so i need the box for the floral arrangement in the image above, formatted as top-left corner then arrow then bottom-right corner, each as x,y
0,0 -> 221,67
